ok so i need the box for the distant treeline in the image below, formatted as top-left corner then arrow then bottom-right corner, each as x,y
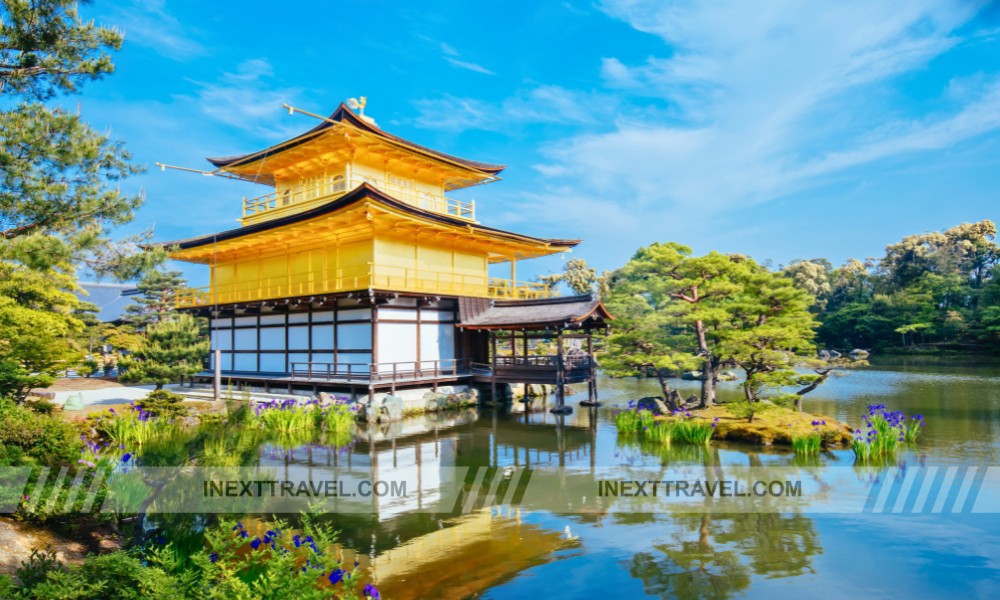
781,220 -> 1000,352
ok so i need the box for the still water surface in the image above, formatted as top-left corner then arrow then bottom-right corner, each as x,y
261,357 -> 1000,599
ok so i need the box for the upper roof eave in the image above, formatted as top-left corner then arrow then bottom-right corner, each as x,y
153,183 -> 579,253
205,104 -> 505,178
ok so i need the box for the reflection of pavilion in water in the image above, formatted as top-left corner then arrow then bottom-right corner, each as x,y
255,407 -> 596,599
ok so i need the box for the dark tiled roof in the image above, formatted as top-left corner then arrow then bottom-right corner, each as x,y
76,282 -> 140,323
155,183 -> 580,251
206,103 -> 505,176
459,294 -> 613,330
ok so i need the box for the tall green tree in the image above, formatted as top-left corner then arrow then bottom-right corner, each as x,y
818,221 -> 1000,350
118,314 -> 209,390
603,243 -> 755,407
720,266 -> 817,408
122,269 -> 187,327
540,257 -> 599,295
604,243 -> 834,411
0,0 -> 156,398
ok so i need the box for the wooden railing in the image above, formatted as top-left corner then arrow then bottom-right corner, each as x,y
488,279 -> 551,300
242,175 -> 475,223
174,263 -> 373,308
494,355 -> 593,369
288,359 -> 471,383
175,263 -> 553,308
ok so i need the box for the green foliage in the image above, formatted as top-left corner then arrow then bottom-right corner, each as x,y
0,281 -> 82,402
0,103 -> 141,240
791,434 -> 822,455
603,241 -> 821,407
0,362 -> 55,404
0,0 -> 123,100
851,405 -> 925,463
613,407 -> 713,446
25,398 -> 56,415
540,257 -> 598,295
0,517 -> 375,599
322,402 -> 355,433
122,270 -> 188,327
0,398 -> 82,465
725,398 -> 777,423
672,420 -> 714,445
644,421 -> 676,445
816,221 -> 1000,350
136,389 -> 189,420
119,314 -> 209,389
614,408 -> 657,434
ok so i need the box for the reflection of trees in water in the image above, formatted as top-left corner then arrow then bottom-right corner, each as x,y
629,511 -> 821,599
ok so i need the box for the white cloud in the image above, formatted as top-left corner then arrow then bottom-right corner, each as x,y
109,0 -> 205,59
531,0 -> 997,217
436,41 -> 495,75
183,59 -> 305,139
413,85 -> 618,131
444,57 -> 496,75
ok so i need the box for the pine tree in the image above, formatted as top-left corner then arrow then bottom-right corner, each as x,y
118,314 -> 209,390
539,257 -> 599,295
123,270 -> 187,327
602,243 -> 827,410
0,1 -> 156,400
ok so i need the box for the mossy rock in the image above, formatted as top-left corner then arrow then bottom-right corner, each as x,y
657,404 -> 854,448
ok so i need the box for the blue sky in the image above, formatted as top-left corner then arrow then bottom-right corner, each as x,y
72,0 -> 1000,285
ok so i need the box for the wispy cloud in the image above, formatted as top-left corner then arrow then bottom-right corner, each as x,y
531,0 -> 997,217
437,41 -> 495,75
413,85 -> 617,130
108,0 -> 205,59
444,57 -> 496,75
183,59 -> 305,139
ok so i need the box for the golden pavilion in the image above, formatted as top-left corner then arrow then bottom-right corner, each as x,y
161,102 -> 610,408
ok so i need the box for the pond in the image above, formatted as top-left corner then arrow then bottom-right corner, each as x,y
202,356 -> 999,599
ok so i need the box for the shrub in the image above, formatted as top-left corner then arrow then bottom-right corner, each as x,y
118,314 -> 209,390
25,398 -> 56,415
0,399 -> 82,466
0,362 -> 55,405
0,518 -> 380,599
136,390 -> 189,420
726,398 -> 778,423
1,546 -> 183,600
322,401 -> 356,434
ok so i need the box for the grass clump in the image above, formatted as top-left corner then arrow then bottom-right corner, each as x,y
791,433 -> 822,455
673,419 -> 714,446
613,404 -> 656,434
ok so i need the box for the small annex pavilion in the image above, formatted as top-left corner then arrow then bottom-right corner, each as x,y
159,103 -> 611,409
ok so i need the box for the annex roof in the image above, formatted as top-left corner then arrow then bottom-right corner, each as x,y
459,293 -> 613,330
75,282 -> 141,323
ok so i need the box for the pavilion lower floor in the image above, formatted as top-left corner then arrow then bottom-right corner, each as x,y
188,291 -> 609,405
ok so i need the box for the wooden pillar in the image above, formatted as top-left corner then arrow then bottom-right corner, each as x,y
490,330 -> 497,401
556,332 -> 564,408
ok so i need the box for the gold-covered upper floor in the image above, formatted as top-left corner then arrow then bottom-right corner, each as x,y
208,103 -> 501,227
164,184 -> 576,308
